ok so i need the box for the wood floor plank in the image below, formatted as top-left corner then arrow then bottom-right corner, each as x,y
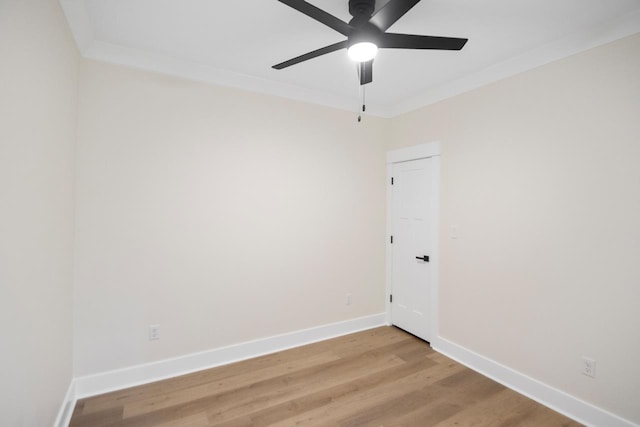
262,358 -> 467,427
203,349 -> 409,424
69,326 -> 583,427
349,366 -> 505,427
115,338 -> 414,426
212,356 -> 439,427
68,405 -> 123,427
362,376 -> 495,426
433,387 -> 582,427
262,370 -> 438,427
123,351 -> 341,418
152,412 -> 209,427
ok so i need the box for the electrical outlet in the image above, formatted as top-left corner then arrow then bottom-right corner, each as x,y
582,357 -> 596,378
149,324 -> 160,341
346,293 -> 352,306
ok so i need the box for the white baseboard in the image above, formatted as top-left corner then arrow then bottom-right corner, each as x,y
53,381 -> 76,427
73,313 -> 386,400
432,336 -> 638,427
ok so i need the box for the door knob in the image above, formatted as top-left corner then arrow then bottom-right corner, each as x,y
415,255 -> 429,262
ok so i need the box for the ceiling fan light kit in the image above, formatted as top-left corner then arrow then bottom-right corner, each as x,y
348,41 -> 378,62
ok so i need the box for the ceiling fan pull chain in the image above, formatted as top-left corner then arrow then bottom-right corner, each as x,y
362,84 -> 366,112
357,75 -> 363,122
357,82 -> 365,122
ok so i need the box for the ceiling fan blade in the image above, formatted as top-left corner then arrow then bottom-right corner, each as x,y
369,0 -> 421,32
358,60 -> 373,85
379,33 -> 468,50
277,0 -> 352,36
273,40 -> 348,70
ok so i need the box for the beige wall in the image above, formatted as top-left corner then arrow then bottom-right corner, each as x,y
72,60 -> 388,376
0,0 -> 79,425
389,33 -> 640,424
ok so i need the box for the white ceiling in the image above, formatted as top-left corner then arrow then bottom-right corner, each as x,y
60,0 -> 640,117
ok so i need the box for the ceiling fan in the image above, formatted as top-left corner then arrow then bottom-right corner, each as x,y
273,0 -> 468,85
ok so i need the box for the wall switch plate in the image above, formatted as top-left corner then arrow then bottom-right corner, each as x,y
582,357 -> 596,378
450,225 -> 459,239
149,324 -> 160,341
346,293 -> 352,306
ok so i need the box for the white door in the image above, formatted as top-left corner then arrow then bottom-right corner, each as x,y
390,157 -> 435,341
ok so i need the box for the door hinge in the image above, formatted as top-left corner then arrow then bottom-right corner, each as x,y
391,177 -> 394,185
390,294 -> 393,303
390,235 -> 393,244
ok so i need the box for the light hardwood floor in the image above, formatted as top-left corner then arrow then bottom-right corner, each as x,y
69,326 -> 582,426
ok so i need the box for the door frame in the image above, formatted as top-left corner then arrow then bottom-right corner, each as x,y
386,142 -> 441,343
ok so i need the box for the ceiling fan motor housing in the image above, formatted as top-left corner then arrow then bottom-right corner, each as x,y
348,0 -> 381,48
349,0 -> 375,19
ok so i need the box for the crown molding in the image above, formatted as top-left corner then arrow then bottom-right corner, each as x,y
81,40 -> 392,117
60,1 -> 640,118
59,0 -> 93,52
388,9 -> 640,116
